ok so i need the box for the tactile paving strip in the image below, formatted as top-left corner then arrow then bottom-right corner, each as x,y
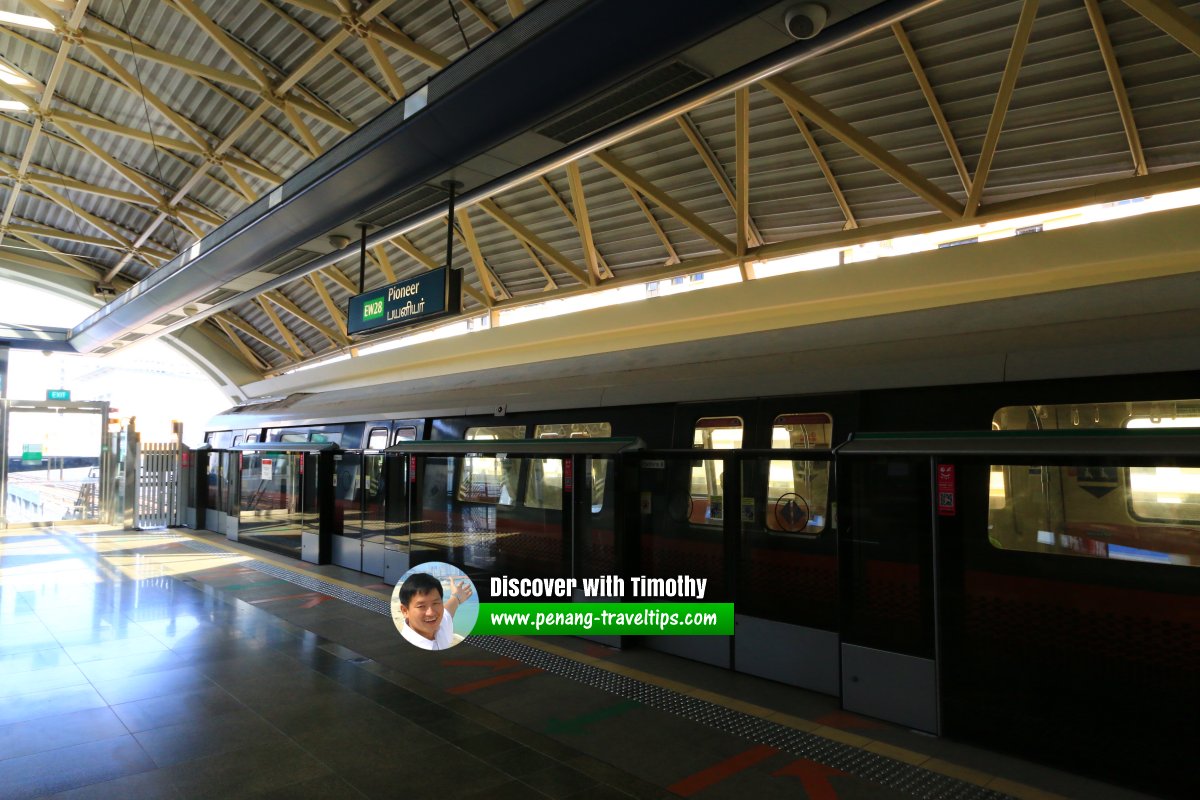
174,534 -> 1011,799
177,537 -> 390,615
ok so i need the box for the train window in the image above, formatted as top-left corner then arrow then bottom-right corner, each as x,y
232,435 -> 243,447
246,434 -> 259,443
393,426 -> 417,445
457,425 -> 525,505
366,427 -> 389,450
767,413 -> 831,535
1126,415 -> 1200,524
691,417 -> 743,525
280,433 -> 307,443
990,400 -> 1200,565
525,423 -> 612,511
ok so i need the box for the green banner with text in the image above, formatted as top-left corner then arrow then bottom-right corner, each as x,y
474,603 -> 734,636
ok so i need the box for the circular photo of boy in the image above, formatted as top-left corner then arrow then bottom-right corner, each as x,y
391,562 -> 478,650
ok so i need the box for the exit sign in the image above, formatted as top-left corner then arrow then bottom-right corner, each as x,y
47,389 -> 70,401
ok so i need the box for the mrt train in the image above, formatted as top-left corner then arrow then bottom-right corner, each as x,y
202,299 -> 1200,799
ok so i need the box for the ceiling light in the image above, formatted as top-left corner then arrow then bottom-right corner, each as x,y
0,100 -> 30,112
0,11 -> 56,31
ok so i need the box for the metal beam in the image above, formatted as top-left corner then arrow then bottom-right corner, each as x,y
364,36 -> 405,100
371,245 -> 397,283
1122,0 -> 1200,57
461,0 -> 499,33
9,231 -> 99,278
172,0 -> 275,91
218,312 -> 298,363
677,111 -> 762,248
212,317 -> 271,371
892,20 -> 972,196
779,102 -> 857,229
478,198 -> 590,285
592,149 -> 737,257
256,296 -> 308,359
1086,0 -> 1147,177
734,87 -> 752,281
763,75 -> 963,219
963,0 -> 1038,218
538,175 -> 613,277
454,208 -> 506,302
306,272 -> 349,336
257,0 -> 390,103
625,184 -> 680,265
368,20 -> 450,70
565,163 -> 599,285
389,234 -> 440,270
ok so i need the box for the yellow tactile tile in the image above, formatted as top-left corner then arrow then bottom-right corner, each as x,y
765,712 -> 821,733
811,725 -> 874,748
864,740 -> 929,766
986,777 -> 1070,800
685,689 -> 775,718
923,758 -> 993,787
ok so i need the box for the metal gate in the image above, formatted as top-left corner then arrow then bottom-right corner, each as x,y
129,421 -> 183,530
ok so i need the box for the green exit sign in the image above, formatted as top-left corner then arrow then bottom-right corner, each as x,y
47,389 -> 71,401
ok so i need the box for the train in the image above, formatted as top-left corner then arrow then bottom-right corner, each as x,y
200,286 -> 1200,799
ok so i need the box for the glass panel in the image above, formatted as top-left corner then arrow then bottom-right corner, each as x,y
993,398 -> 1200,431
393,426 -> 417,444
576,457 -> 618,582
740,456 -> 837,627
415,455 -> 566,589
332,454 -> 361,538
690,417 -> 742,525
639,454 -> 728,600
840,456 -> 934,657
988,462 -> 1200,566
238,452 -> 303,557
767,413 -> 831,535
457,425 -> 524,505
5,409 -> 104,523
525,423 -> 611,510
361,453 -> 387,544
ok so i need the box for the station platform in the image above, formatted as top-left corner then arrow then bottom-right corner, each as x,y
0,525 -> 1160,800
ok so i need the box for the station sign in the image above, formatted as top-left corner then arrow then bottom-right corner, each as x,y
346,267 -> 462,336
46,389 -> 70,401
21,443 -> 42,463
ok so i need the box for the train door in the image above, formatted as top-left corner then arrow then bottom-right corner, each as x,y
836,444 -> 939,733
637,401 -> 755,666
331,426 -> 389,574
735,412 -> 839,694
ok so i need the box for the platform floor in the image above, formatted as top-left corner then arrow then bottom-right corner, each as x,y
0,525 -> 1161,800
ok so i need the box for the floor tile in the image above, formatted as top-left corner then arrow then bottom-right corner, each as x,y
111,684 -> 245,733
91,666 -> 215,706
45,768 -> 183,800
133,706 -> 288,768
0,706 -> 128,763
0,733 -> 156,799
0,683 -> 108,727
0,660 -> 89,698
160,740 -> 333,799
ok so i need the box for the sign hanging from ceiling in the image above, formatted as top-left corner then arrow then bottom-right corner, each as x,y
346,267 -> 462,336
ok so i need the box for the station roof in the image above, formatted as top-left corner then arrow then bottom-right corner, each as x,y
1,0 -> 1198,389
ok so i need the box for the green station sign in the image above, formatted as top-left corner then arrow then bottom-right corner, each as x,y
22,444 -> 43,463
46,389 -> 71,401
346,267 -> 461,336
